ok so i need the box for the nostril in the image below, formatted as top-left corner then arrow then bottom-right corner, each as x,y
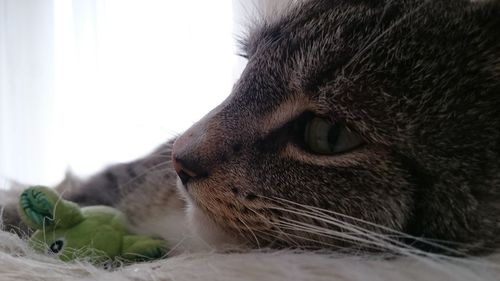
177,169 -> 193,185
172,156 -> 206,185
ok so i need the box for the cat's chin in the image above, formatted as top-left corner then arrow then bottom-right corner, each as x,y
176,179 -> 247,252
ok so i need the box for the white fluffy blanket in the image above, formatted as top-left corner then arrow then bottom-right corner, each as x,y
1,226 -> 499,281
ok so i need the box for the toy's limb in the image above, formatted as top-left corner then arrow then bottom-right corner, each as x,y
18,186 -> 84,230
121,235 -> 168,262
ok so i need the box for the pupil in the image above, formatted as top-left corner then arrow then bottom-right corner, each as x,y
50,240 -> 64,253
327,123 -> 340,148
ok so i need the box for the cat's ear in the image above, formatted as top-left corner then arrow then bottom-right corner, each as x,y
18,186 -> 84,230
55,169 -> 82,195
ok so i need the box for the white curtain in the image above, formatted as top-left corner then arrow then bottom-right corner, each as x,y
0,0 -> 56,186
0,0 -> 249,186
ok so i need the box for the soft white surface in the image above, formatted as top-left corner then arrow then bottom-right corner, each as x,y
1,227 -> 499,281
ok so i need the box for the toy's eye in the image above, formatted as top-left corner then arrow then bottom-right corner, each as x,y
48,239 -> 65,255
299,116 -> 363,155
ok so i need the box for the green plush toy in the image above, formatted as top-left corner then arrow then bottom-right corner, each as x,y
18,186 -> 168,264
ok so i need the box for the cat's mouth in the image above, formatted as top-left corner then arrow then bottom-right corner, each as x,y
172,165 -> 283,247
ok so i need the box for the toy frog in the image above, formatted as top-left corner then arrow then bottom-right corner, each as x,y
18,186 -> 168,264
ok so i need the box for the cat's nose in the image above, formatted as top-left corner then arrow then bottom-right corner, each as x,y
172,104 -> 228,185
172,128 -> 209,185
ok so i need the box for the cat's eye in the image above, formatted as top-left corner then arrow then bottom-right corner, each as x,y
302,117 -> 363,155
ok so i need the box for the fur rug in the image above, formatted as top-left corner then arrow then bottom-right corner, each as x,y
1,226 -> 499,281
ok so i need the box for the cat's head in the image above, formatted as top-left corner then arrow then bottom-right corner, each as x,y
172,0 -> 500,253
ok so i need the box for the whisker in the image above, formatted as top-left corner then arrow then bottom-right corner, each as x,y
237,217 -> 261,249
266,225 -> 353,251
275,218 -> 394,252
274,221 -> 366,250
266,196 -> 467,256
242,205 -> 303,248
271,217 -> 483,277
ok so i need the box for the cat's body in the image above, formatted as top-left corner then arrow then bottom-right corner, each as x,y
3,0 -> 500,256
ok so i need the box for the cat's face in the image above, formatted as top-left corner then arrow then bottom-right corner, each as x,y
173,0 -> 500,252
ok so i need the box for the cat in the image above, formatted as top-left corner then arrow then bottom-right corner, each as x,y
2,0 -> 500,256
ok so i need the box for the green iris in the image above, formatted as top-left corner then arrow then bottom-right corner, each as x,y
303,117 -> 363,155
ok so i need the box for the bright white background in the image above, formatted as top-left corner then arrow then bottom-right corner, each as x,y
0,0 -> 261,187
